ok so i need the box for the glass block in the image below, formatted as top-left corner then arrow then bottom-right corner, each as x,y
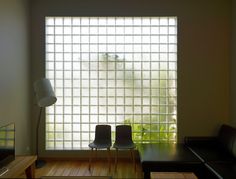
160,18 -> 168,25
45,16 -> 178,149
64,27 -> 71,35
55,27 -> 63,35
46,17 -> 54,25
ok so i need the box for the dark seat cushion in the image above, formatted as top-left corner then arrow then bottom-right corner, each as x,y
184,125 -> 236,178
184,136 -> 218,147
185,124 -> 236,162
185,136 -> 234,162
188,145 -> 234,162
206,162 -> 236,179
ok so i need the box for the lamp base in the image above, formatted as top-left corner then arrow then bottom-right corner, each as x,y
36,159 -> 46,168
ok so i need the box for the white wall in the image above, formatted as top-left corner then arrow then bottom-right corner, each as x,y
30,0 -> 231,157
0,0 -> 31,154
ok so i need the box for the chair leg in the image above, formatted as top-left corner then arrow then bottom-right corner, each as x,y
95,148 -> 97,162
89,148 -> 94,171
107,148 -> 111,172
115,148 -> 118,171
130,149 -> 136,171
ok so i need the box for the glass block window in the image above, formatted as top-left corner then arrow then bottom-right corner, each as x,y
0,124 -> 15,149
45,17 -> 177,150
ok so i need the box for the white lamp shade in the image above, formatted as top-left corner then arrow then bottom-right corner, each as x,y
34,78 -> 57,107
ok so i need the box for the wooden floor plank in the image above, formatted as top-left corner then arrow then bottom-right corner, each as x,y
33,160 -> 142,179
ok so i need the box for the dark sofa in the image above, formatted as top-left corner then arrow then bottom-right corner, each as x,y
184,124 -> 236,179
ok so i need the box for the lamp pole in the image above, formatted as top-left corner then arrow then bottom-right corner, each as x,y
35,107 -> 45,168
34,78 -> 57,168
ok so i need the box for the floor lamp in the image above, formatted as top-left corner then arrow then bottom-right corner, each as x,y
34,78 -> 57,168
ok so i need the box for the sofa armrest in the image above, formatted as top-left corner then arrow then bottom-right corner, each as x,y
184,136 -> 218,147
218,124 -> 236,157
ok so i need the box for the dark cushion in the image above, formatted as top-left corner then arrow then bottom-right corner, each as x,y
233,138 -> 236,158
184,136 -> 233,162
206,162 -> 236,179
185,125 -> 236,161
184,125 -> 236,178
218,124 -> 236,157
184,136 -> 218,147
188,144 -> 234,163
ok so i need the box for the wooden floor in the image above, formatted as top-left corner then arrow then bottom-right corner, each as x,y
18,160 -> 198,179
20,160 -> 143,179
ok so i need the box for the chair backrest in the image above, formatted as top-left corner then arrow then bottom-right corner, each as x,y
115,125 -> 133,144
94,125 -> 112,144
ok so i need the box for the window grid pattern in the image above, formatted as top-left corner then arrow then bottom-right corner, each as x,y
0,124 -> 15,149
45,17 -> 177,150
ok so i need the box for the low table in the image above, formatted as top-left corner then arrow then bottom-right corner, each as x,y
0,155 -> 37,178
137,143 -> 203,179
41,177 -> 112,179
151,172 -> 198,179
